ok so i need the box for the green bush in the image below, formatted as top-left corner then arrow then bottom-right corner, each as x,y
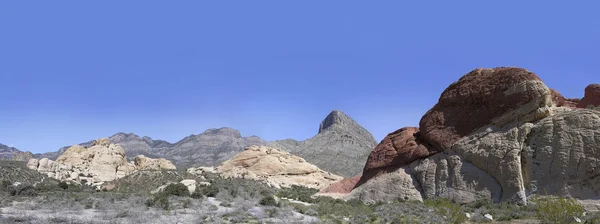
0,180 -> 11,191
199,185 -> 219,197
146,194 -> 170,210
259,195 -> 278,206
8,185 -> 38,197
533,195 -> 584,224
276,185 -> 318,203
191,190 -> 204,199
162,183 -> 189,197
58,181 -> 69,190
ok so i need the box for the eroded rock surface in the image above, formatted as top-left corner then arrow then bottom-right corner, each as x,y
347,167 -> 423,204
189,145 -> 343,190
409,152 -> 502,204
28,138 -> 176,187
525,109 -> 600,198
134,155 -> 177,170
362,127 -> 438,173
419,67 -> 552,150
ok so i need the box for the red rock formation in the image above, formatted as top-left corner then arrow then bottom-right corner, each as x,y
578,84 -> 600,108
419,67 -> 551,150
318,176 -> 361,194
352,127 -> 439,189
551,88 -> 580,107
362,127 -> 438,172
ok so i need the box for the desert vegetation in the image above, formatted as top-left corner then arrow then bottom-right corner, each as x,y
1,161 -> 598,224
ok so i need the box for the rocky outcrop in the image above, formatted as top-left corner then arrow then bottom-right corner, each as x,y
28,138 -> 176,187
348,167 -> 423,204
357,127 -> 439,187
189,146 -> 343,190
578,84 -> 600,109
419,67 -> 553,151
315,176 -> 361,199
271,110 -> 378,177
134,155 -> 176,170
321,67 -> 600,205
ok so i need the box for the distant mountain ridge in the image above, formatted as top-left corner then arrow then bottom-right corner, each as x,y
26,110 -> 377,176
0,143 -> 33,161
35,127 -> 268,168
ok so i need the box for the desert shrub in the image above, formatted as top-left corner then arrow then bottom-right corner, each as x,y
182,198 -> 191,208
374,201 -> 446,224
58,181 -> 69,190
266,208 -> 279,218
8,184 -> 38,197
312,197 -> 375,220
533,195 -> 584,224
162,183 -> 189,197
259,195 -> 278,206
199,185 -> 220,197
191,190 -> 204,199
424,198 -> 468,224
0,180 -> 11,190
145,193 -> 170,210
468,200 -> 536,221
276,185 -> 318,203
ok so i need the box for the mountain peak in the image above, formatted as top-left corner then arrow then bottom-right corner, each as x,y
318,110 -> 356,134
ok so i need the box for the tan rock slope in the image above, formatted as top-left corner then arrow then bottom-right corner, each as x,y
319,67 -> 600,205
27,138 -> 176,187
188,145 -> 343,190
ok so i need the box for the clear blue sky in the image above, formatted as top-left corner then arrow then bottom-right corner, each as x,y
1,1 -> 598,153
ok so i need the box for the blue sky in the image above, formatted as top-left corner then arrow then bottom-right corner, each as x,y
1,1 -> 598,153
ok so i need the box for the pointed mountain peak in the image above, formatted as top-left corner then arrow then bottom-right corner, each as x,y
318,110 -> 357,134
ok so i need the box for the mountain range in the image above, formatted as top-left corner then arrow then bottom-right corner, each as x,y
3,110 -> 377,177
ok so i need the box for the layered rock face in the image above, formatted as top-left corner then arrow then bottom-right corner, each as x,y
321,67 -> 600,205
271,110 -> 378,177
28,138 -> 176,187
188,145 -> 343,190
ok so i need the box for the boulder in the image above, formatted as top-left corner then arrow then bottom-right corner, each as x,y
190,145 -> 343,190
134,155 -> 176,170
419,67 -> 553,150
180,179 -> 197,193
